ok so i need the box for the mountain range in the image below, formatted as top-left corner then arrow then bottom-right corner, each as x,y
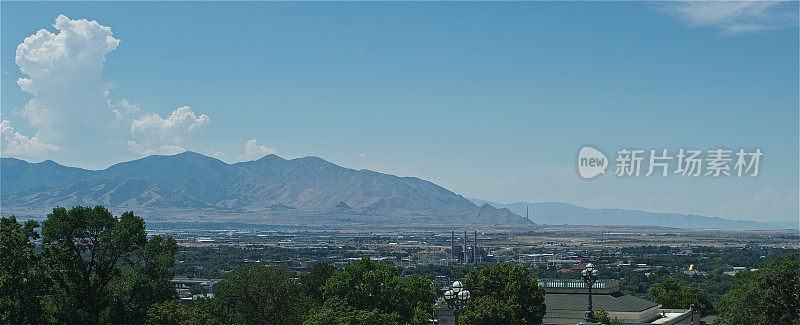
2,152 -> 793,229
469,199 -> 797,230
1,152 -> 527,226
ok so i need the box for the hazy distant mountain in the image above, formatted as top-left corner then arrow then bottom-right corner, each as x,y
0,152 -> 528,226
469,198 -> 796,230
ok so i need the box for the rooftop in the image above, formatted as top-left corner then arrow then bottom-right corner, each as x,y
545,291 -> 660,313
539,279 -> 660,314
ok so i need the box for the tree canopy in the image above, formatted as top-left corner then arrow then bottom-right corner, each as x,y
322,257 -> 436,324
304,297 -> 401,325
715,253 -> 800,324
210,265 -> 311,324
103,235 -> 179,323
301,262 -> 336,305
0,216 -> 48,324
42,206 -> 150,323
460,262 -> 546,325
649,278 -> 714,316
1,206 -> 177,324
146,300 -> 218,325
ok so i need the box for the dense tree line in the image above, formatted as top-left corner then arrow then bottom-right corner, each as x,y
148,258 -> 438,325
641,254 -> 800,324
581,245 -> 794,304
173,245 -> 357,279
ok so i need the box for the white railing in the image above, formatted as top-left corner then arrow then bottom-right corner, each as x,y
537,279 -> 616,289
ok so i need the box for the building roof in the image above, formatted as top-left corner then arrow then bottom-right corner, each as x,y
570,263 -> 586,270
545,292 -> 660,313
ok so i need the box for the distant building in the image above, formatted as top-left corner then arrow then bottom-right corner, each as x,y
518,253 -> 554,265
723,266 -> 750,276
538,279 -> 692,325
549,258 -> 583,266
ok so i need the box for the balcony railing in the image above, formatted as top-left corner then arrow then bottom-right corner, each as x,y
537,278 -> 619,289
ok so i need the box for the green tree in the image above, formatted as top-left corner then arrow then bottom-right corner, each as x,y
210,265 -> 311,324
401,275 -> 437,325
715,254 -> 800,325
301,262 -> 336,305
649,278 -> 714,316
0,216 -> 49,324
460,262 -> 546,325
39,206 -> 174,324
304,297 -> 401,325
103,236 -> 179,323
322,257 -> 436,324
146,300 -> 218,325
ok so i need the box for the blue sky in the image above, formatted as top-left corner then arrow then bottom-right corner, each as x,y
1,2 -> 798,222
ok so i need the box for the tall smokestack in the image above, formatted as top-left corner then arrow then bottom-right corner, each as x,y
473,230 -> 477,263
463,231 -> 467,264
451,231 -> 455,262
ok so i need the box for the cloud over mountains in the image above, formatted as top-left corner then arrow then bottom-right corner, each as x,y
128,106 -> 210,156
3,15 -> 273,166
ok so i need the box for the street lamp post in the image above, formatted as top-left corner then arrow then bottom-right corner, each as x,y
443,280 -> 470,325
581,263 -> 599,324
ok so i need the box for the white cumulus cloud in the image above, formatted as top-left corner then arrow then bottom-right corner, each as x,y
1,120 -> 59,157
8,15 -> 217,164
16,15 -> 119,96
14,14 -> 120,147
127,106 -> 209,155
6,14 -> 271,166
243,138 -> 275,161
